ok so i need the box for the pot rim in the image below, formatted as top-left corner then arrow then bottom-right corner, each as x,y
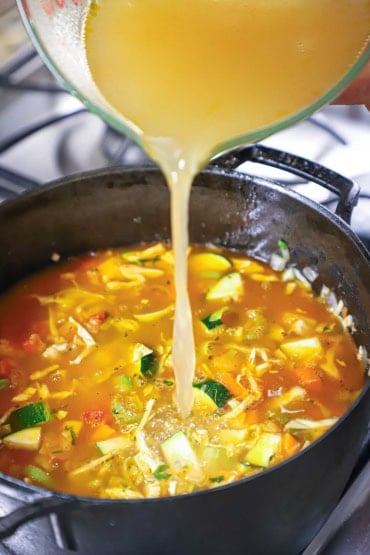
0,164 -> 369,507
2,163 -> 369,262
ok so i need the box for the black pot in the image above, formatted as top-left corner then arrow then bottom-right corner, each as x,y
0,145 -> 369,555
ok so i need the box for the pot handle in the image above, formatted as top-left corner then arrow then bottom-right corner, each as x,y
212,144 -> 359,224
0,485 -> 78,539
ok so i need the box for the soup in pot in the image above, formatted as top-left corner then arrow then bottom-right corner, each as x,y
0,243 -> 365,498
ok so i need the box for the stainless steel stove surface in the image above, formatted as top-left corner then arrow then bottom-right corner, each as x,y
0,45 -> 369,555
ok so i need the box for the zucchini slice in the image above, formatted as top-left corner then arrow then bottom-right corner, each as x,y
201,445 -> 234,473
194,379 -> 232,408
96,435 -> 130,455
3,427 -> 42,451
25,464 -> 51,486
132,343 -> 158,378
201,307 -> 228,330
9,402 -> 50,431
161,431 -> 203,481
280,337 -> 322,360
192,387 -> 218,415
205,272 -> 243,301
245,433 -> 281,468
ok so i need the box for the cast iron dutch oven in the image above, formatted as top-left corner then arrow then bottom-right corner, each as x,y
0,145 -> 369,555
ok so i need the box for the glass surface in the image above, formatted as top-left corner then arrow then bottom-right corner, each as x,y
16,0 -> 370,159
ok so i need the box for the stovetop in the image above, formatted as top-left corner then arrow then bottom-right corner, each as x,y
0,44 -> 369,555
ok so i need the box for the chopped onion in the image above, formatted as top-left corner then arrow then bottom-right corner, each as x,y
302,266 -> 319,283
292,269 -> 311,288
270,253 -> 287,272
284,417 -> 338,431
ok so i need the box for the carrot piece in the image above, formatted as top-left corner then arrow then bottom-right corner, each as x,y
282,432 -> 301,459
244,409 -> 260,425
295,366 -> 323,396
90,424 -> 116,443
214,372 -> 248,399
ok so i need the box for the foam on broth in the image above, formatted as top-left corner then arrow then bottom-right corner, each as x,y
85,0 -> 370,416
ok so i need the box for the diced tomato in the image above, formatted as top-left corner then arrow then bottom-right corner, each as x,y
82,409 -> 106,427
0,357 -> 15,378
88,311 -> 109,327
295,366 -> 323,396
22,333 -> 45,354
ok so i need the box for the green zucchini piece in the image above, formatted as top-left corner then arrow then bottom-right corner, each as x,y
280,337 -> 322,360
201,307 -> 228,330
205,272 -> 243,301
192,387 -> 218,415
9,402 -> 50,431
245,433 -> 281,468
96,435 -> 130,455
202,445 -> 233,472
161,431 -> 201,478
140,353 -> 158,378
194,379 -> 232,408
25,464 -> 51,486
132,343 -> 158,378
3,427 -> 42,451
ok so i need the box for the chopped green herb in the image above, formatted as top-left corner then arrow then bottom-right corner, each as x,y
277,239 -> 290,261
210,475 -> 224,483
163,380 -> 174,387
153,464 -> 172,480
115,375 -> 133,391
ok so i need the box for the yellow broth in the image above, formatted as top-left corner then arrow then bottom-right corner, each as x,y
0,244 -> 365,498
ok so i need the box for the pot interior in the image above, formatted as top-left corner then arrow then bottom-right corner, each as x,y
1,167 -> 369,350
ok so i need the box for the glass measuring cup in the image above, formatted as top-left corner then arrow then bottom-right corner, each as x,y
17,0 -> 370,160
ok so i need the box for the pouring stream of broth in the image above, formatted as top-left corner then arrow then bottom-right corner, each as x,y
85,0 -> 370,417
